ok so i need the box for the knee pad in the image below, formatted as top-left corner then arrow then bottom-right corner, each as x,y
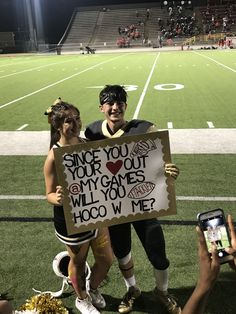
117,252 -> 132,266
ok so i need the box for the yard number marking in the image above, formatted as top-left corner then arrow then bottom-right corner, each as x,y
154,84 -> 184,91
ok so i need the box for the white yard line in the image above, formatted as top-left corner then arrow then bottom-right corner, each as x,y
1,127 -> 236,201
193,51 -> 236,73
17,124 -> 28,131
133,53 -> 160,119
0,195 -> 45,200
0,58 -> 35,68
167,122 -> 173,129
0,195 -> 235,201
168,128 -> 236,154
207,121 -> 215,128
0,55 -> 123,110
0,59 -> 76,79
177,196 -> 236,201
1,128 -> 236,155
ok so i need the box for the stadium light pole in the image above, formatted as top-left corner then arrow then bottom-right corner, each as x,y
18,0 -> 45,52
24,0 -> 37,51
31,0 -> 45,51
14,0 -> 36,51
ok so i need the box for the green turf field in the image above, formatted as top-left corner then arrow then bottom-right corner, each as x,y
0,50 -> 236,313
1,50 -> 236,130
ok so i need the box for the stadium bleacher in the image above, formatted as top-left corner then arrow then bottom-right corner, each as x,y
56,2 -> 236,53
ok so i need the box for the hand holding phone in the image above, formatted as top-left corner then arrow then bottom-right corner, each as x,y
197,208 -> 234,264
225,215 -> 236,270
196,225 -> 220,288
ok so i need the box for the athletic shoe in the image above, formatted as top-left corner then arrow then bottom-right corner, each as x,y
153,287 -> 181,314
89,288 -> 106,309
75,296 -> 100,314
118,286 -> 141,314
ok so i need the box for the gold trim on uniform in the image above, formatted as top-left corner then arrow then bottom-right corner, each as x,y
101,120 -> 126,138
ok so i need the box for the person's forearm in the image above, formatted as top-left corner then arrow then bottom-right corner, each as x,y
182,283 -> 212,314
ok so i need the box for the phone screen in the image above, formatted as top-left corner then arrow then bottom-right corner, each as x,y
199,210 -> 231,260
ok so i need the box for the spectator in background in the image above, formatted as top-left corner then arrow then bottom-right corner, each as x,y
168,6 -> 173,17
117,37 -> 126,48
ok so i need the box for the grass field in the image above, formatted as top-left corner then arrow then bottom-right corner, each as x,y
1,49 -> 236,314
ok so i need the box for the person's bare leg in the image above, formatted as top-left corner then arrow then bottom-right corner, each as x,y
90,228 -> 113,289
66,243 -> 90,299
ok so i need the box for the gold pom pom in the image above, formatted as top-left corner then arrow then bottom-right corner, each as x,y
17,293 -> 69,314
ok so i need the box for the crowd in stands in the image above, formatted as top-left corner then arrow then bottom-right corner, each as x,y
117,24 -> 142,48
159,3 -> 200,40
218,37 -> 233,48
116,7 -> 154,48
155,1 -> 235,43
115,1 -> 236,49
200,3 -> 236,35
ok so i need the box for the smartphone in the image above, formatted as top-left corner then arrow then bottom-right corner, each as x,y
197,208 -> 233,264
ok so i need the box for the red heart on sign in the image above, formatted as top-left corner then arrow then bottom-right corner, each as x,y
106,160 -> 123,175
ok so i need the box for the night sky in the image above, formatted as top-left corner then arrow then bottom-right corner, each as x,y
0,0 -> 161,43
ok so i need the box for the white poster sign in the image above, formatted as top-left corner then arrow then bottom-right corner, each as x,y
54,131 -> 176,235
